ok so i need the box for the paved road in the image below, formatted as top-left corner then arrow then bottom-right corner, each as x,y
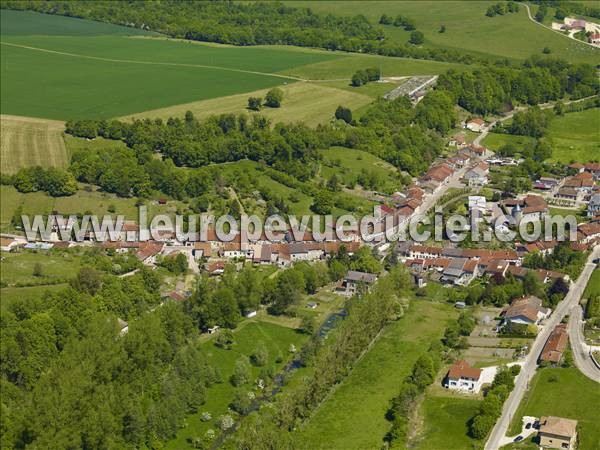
485,246 -> 600,450
522,3 -> 600,50
568,302 -> 600,383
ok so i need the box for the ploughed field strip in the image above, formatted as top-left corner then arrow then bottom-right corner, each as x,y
0,115 -> 68,174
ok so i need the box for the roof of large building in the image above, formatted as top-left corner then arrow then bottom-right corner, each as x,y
538,416 -> 578,438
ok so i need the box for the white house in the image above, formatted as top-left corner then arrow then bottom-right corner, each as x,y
466,118 -> 485,132
444,360 -> 482,393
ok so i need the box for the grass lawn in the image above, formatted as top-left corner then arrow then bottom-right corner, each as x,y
548,207 -> 586,222
508,368 -> 600,450
0,250 -> 84,286
412,396 -> 482,450
165,320 -> 308,449
584,269 -> 599,299
481,132 -> 536,155
547,108 -> 600,164
0,284 -> 68,310
319,146 -> 402,194
121,81 -> 373,127
1,11 -> 338,119
293,300 -> 457,450
0,185 -> 184,233
287,1 -> 600,64
0,115 -> 69,174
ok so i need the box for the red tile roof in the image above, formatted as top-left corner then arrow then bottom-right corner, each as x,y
447,360 -> 481,380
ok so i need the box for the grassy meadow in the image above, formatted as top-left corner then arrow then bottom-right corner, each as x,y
293,301 -> 457,449
165,320 -> 308,449
412,396 -> 482,450
547,108 -> 600,164
481,132 -> 536,154
1,115 -> 69,173
508,368 -> 600,450
288,1 -> 600,64
319,147 -> 403,194
121,82 -> 374,126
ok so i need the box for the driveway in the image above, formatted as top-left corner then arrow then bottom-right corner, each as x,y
499,416 -> 538,448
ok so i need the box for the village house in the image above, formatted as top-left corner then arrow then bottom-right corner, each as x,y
465,118 -> 485,133
137,241 -> 164,265
448,133 -> 467,148
577,222 -> 600,245
443,360 -> 482,393
463,161 -> 489,187
539,323 -> 568,365
588,193 -> 600,217
337,270 -> 378,296
501,296 -> 550,332
0,237 -> 19,252
465,144 -> 487,158
534,177 -> 560,190
537,416 -> 578,450
503,195 -> 548,222
441,258 -> 478,286
555,187 -> 579,203
419,163 -> 454,193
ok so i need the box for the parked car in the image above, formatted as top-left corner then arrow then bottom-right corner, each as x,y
514,436 -> 523,442
525,423 -> 532,430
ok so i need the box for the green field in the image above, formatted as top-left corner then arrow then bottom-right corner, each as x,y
319,147 -> 403,193
0,185 -> 185,233
481,132 -> 536,154
547,108 -> 600,164
0,10 -> 337,119
508,368 -> 600,450
1,115 -> 69,173
1,10 -> 473,121
412,396 -> 482,450
165,320 -> 308,449
294,301 -> 457,449
279,53 -> 471,80
122,82 -> 375,126
288,1 -> 600,64
0,251 -> 84,286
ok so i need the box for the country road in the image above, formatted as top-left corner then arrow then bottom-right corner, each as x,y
485,246 -> 600,450
522,3 -> 600,50
568,302 -> 600,382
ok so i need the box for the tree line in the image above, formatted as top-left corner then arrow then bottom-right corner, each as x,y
228,265 -> 411,448
436,56 -> 599,115
2,0 -> 487,65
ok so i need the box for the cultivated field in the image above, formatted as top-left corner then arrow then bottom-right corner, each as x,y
508,368 -> 600,450
0,115 -> 69,173
0,11 -> 336,119
121,82 -> 374,126
294,301 -> 457,449
288,1 -> 600,64
279,53 -> 471,80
